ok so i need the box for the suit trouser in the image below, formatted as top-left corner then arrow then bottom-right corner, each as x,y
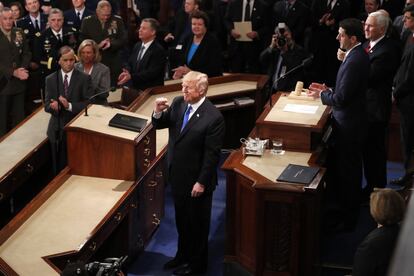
397,102 -> 414,171
173,191 -> 213,270
0,93 -> 25,137
362,121 -> 388,192
325,120 -> 363,227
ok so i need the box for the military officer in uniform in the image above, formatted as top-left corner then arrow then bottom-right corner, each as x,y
64,0 -> 93,34
80,0 -> 127,86
0,7 -> 31,136
33,8 -> 78,88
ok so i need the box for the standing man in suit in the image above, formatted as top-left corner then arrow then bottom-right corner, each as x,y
308,18 -> 370,231
225,0 -> 271,73
152,71 -> 225,276
34,8 -> 78,84
392,4 -> 414,185
361,11 -> 401,198
80,0 -> 127,86
0,7 -> 31,137
64,0 -> 94,33
44,46 -> 92,174
117,18 -> 166,91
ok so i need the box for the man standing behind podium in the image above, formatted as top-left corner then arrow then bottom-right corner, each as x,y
308,18 -> 370,232
152,71 -> 225,275
44,46 -> 92,174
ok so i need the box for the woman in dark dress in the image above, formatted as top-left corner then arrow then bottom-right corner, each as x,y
172,10 -> 222,79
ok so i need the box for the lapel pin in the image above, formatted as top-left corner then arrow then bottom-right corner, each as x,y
197,114 -> 200,117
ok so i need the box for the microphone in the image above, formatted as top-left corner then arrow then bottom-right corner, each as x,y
84,87 -> 117,116
270,55 -> 313,107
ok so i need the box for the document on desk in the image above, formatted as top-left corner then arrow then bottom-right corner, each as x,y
283,104 -> 318,114
234,21 -> 253,41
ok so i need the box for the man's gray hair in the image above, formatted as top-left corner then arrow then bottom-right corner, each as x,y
183,71 -> 208,95
369,10 -> 390,31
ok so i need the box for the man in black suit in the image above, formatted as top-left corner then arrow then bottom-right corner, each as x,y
33,8 -> 78,83
392,4 -> 414,185
64,0 -> 94,32
0,7 -> 31,136
152,71 -> 225,276
308,18 -> 370,231
361,11 -> 401,198
117,18 -> 166,91
225,0 -> 271,73
260,23 -> 310,93
44,46 -> 92,174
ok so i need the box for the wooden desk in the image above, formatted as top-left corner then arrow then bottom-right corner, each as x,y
128,74 -> 268,149
0,105 -> 164,275
222,149 -> 324,276
255,93 -> 330,152
0,107 -> 53,228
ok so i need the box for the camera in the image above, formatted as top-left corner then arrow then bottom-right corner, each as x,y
275,22 -> 287,47
61,256 -> 127,276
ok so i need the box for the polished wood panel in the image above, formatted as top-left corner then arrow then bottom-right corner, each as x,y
255,93 -> 330,152
222,149 -> 324,276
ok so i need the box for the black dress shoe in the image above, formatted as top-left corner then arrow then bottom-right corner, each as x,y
163,258 -> 187,270
390,174 -> 413,186
172,266 -> 206,276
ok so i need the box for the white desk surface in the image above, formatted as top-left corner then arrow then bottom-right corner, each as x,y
0,175 -> 133,276
0,109 -> 50,178
68,104 -> 150,141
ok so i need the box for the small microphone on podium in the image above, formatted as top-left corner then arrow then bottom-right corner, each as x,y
84,87 -> 117,116
270,54 -> 314,107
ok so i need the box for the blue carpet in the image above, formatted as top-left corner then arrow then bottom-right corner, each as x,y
127,158 -> 405,276
127,156 -> 227,276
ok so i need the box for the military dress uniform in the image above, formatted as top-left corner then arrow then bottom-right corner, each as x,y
0,27 -> 31,136
33,27 -> 78,84
63,8 -> 94,39
80,14 -> 127,86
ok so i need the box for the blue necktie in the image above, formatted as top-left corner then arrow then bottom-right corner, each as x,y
181,105 -> 192,132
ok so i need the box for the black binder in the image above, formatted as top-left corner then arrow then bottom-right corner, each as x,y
276,164 -> 319,185
109,113 -> 147,132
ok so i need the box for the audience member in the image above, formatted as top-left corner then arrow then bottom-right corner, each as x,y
393,0 -> 414,38
64,0 -> 93,32
0,7 -> 30,137
225,0 -> 271,73
44,46 -> 92,174
172,10 -> 222,79
272,0 -> 310,46
260,23 -> 310,93
75,39 -> 110,105
80,0 -> 127,86
33,8 -> 78,82
117,18 -> 166,91
380,0 -> 406,20
310,0 -> 350,86
9,1 -> 24,26
391,4 -> 414,186
353,188 -> 405,276
361,11 -> 401,199
358,0 -> 380,21
308,18 -> 369,232
152,71 -> 225,276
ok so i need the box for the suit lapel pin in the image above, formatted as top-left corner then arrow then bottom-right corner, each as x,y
197,113 -> 200,118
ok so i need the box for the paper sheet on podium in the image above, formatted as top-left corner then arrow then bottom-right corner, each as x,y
234,21 -> 253,42
283,104 -> 318,114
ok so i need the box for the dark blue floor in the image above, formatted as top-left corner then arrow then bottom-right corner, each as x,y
127,160 -> 405,276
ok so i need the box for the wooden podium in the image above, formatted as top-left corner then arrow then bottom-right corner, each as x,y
0,105 -> 162,275
255,93 -> 330,152
222,150 -> 324,276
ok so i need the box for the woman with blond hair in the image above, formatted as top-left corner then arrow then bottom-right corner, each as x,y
75,39 -> 110,104
353,189 -> 406,276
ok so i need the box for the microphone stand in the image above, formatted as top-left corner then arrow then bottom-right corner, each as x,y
270,56 -> 313,107
84,87 -> 116,116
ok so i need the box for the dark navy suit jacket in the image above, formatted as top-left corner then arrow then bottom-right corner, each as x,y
64,8 -> 94,31
321,45 -> 370,140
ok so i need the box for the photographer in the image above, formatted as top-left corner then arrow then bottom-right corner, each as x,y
260,23 -> 310,93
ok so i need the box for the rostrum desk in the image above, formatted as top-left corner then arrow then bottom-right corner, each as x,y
127,74 -> 268,149
0,105 -> 161,275
223,92 -> 330,276
0,107 -> 53,228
